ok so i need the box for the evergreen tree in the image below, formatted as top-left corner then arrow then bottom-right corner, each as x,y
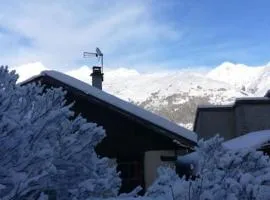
0,66 -> 121,200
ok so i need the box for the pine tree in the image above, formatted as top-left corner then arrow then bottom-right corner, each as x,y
0,66 -> 121,200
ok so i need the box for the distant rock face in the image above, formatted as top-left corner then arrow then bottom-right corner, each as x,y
137,92 -> 211,129
134,89 -> 241,130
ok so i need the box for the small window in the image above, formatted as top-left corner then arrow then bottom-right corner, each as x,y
117,155 -> 144,194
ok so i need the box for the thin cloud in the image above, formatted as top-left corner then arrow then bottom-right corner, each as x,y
0,0 -> 180,69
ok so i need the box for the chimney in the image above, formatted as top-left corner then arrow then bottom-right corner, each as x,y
264,89 -> 270,98
91,66 -> 104,90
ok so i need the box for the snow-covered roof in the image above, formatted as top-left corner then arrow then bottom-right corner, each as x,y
223,130 -> 270,150
33,70 -> 197,142
197,97 -> 270,110
178,130 -> 270,164
235,97 -> 270,101
177,151 -> 198,164
197,104 -> 233,109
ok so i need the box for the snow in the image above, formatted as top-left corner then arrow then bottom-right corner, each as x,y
207,62 -> 265,90
0,66 -> 121,199
17,62 -> 256,111
40,70 -> 197,142
0,184 -> 6,190
198,96 -> 270,110
178,130 -> 270,164
198,104 -> 233,109
235,97 -> 270,101
14,61 -> 270,109
177,151 -> 198,164
12,62 -> 48,82
178,123 -> 193,130
37,192 -> 49,200
223,130 -> 270,150
102,69 -> 243,104
207,61 -> 270,97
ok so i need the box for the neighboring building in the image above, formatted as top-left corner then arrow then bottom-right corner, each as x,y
194,95 -> 270,141
177,130 -> 270,176
21,67 -> 197,193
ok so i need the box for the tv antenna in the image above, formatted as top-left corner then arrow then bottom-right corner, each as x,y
83,47 -> 104,72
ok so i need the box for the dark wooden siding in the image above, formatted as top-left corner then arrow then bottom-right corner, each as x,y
67,89 -> 179,157
28,76 -> 181,156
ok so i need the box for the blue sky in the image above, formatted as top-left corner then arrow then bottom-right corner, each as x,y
0,0 -> 270,71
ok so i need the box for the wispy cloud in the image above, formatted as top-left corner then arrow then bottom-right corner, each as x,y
0,0 -> 181,69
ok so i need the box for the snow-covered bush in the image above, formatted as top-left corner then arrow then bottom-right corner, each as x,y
146,136 -> 270,200
0,66 -> 121,200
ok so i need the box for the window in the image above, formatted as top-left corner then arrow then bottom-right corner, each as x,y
117,155 -> 145,194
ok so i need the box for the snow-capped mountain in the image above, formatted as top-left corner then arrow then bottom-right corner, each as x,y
67,62 -> 267,129
207,62 -> 270,95
14,61 -> 270,129
67,65 -> 245,103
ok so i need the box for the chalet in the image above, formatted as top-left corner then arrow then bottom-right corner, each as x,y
194,93 -> 270,141
22,66 -> 197,193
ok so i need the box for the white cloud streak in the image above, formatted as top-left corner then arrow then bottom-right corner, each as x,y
0,0 -> 180,70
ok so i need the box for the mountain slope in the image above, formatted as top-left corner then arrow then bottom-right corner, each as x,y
100,62 -> 270,129
206,62 -> 270,94
101,67 -> 249,129
16,62 -> 270,130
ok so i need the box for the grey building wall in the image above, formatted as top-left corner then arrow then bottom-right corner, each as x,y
234,105 -> 246,137
236,104 -> 270,136
195,102 -> 270,142
196,110 -> 235,140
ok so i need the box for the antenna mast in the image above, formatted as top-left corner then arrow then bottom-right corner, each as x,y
83,47 -> 104,72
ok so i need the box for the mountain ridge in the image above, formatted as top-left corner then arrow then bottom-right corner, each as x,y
13,61 -> 270,129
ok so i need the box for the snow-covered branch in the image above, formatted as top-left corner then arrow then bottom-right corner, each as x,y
0,66 -> 121,200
